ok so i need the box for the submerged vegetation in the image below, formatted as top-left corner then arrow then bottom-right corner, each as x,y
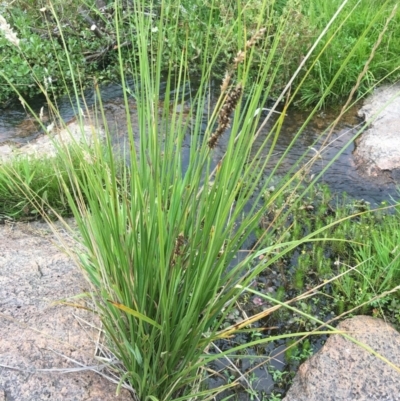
258,183 -> 400,323
1,0 -> 400,400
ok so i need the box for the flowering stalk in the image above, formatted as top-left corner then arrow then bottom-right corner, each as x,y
207,84 -> 243,149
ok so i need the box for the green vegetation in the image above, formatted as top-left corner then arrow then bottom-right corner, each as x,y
0,151 -> 79,219
298,0 -> 400,106
0,0 -> 112,105
1,0 -> 400,400
1,0 -> 399,107
256,184 -> 400,326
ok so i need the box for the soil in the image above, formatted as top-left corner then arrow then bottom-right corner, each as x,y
0,219 -> 133,401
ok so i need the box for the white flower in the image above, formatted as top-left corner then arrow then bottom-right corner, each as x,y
0,14 -> 20,47
46,122 -> 55,133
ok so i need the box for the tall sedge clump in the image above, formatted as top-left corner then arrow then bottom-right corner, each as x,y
47,6 -> 295,399
28,1 -> 371,400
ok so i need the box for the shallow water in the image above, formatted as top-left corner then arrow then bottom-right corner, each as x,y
1,82 -> 398,206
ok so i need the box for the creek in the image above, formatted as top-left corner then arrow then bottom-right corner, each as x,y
1,81 -> 398,206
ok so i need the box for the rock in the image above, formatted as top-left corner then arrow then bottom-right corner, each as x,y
283,315 -> 400,401
353,83 -> 400,178
0,220 -> 133,400
0,120 -> 105,163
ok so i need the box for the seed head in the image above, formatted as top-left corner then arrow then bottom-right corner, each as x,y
208,84 -> 242,149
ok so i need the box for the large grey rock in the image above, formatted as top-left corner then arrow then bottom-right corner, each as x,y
353,83 -> 400,177
283,315 -> 400,401
0,220 -> 133,401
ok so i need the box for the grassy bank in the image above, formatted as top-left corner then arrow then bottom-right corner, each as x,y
0,150 -> 83,220
1,0 -> 400,400
298,0 -> 400,107
1,0 -> 399,107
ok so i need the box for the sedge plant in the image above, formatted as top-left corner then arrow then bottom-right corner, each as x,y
2,0 -> 400,400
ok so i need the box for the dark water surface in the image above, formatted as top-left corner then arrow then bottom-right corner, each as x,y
1,82 -> 399,206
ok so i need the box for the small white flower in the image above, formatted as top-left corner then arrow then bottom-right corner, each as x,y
46,122 -> 55,133
151,26 -> 158,33
0,14 -> 20,47
44,76 -> 52,90
90,24 -> 97,31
